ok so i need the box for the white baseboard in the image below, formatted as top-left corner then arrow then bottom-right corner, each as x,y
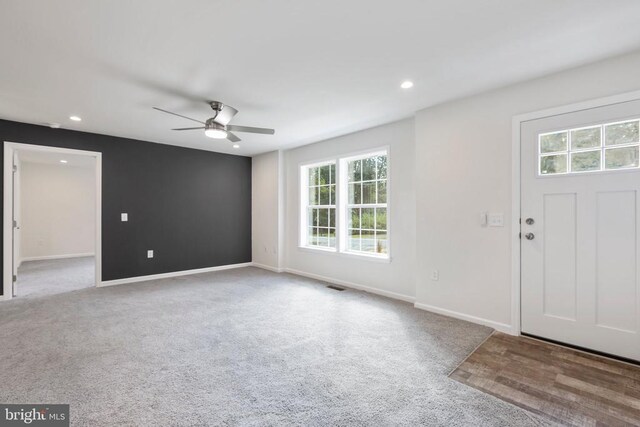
284,268 -> 416,303
252,262 -> 284,273
21,252 -> 94,263
414,302 -> 514,334
99,262 -> 253,287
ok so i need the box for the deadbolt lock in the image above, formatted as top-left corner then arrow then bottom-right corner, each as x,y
525,218 -> 534,225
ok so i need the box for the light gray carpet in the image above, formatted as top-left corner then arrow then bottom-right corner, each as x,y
0,267 -> 548,426
16,256 -> 95,298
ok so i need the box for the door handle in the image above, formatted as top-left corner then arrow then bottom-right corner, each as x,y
525,233 -> 535,240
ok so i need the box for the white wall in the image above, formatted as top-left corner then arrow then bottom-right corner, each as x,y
415,50 -> 640,331
252,50 -> 640,332
20,161 -> 95,261
283,118 -> 416,301
252,151 -> 283,270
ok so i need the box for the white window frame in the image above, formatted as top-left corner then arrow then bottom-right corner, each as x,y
538,117 -> 640,176
299,159 -> 337,252
299,147 -> 390,262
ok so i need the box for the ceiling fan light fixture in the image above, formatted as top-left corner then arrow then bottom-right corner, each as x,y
205,128 -> 228,139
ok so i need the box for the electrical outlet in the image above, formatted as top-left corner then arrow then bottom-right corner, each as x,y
121,213 -> 128,222
431,270 -> 439,281
147,250 -> 154,258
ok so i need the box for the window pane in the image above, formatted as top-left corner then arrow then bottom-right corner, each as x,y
362,157 -> 376,180
377,181 -> 387,203
571,127 -> 601,150
605,121 -> 639,146
319,165 -> 331,185
571,150 -> 601,172
330,164 -> 335,184
308,227 -> 316,245
329,208 -> 335,228
360,230 -> 375,253
309,208 -> 318,227
349,208 -> 360,228
540,132 -> 567,153
328,228 -> 336,248
540,154 -> 567,175
361,208 -> 374,229
605,146 -> 640,170
308,167 -> 318,186
376,231 -> 388,254
319,185 -> 330,205
376,155 -> 388,180
349,183 -> 361,204
349,159 -> 361,182
329,185 -> 335,205
375,208 -> 387,231
318,209 -> 329,227
349,229 -> 360,251
362,182 -> 376,204
308,187 -> 318,205
318,228 -> 329,246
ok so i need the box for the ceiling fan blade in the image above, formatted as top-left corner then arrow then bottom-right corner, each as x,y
212,104 -> 239,126
226,131 -> 241,142
172,127 -> 205,131
153,107 -> 205,124
227,125 -> 275,135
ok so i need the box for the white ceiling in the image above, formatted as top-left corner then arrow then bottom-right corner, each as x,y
1,1 -> 640,157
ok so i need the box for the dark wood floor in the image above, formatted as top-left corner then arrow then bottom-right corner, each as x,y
450,332 -> 640,426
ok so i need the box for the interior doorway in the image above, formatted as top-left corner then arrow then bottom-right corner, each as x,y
519,98 -> 640,361
3,142 -> 102,300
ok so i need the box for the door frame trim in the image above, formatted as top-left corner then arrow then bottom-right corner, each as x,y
3,141 -> 102,300
511,89 -> 640,336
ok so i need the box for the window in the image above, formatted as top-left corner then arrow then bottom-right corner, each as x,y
300,149 -> 389,259
539,118 -> 640,175
302,162 -> 336,249
346,154 -> 387,255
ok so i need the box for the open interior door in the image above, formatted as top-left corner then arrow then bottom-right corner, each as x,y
12,151 -> 19,297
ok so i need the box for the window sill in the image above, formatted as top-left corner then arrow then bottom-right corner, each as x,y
297,246 -> 391,263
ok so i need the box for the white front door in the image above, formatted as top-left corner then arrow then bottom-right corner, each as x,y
521,99 -> 640,361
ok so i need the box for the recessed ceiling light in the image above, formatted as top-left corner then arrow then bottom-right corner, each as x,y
400,80 -> 414,89
233,144 -> 240,149
60,160 -> 68,164
48,123 -> 61,129
69,115 -> 82,122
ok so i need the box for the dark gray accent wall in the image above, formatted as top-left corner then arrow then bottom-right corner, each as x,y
0,119 -> 251,294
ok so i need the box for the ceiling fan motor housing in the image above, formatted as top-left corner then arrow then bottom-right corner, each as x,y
205,118 -> 225,131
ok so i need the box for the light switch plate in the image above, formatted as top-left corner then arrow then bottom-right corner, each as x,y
121,213 -> 128,222
147,250 -> 154,258
488,213 -> 504,227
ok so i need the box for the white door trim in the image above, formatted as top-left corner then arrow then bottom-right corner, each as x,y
3,142 -> 102,300
511,89 -> 640,336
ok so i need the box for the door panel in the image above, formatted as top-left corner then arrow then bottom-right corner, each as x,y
521,98 -> 640,361
595,190 -> 637,333
542,193 -> 577,320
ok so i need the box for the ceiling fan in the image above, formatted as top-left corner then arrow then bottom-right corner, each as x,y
153,101 -> 275,143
